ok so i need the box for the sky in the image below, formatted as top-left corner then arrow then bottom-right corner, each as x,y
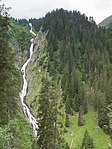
2,0 -> 112,24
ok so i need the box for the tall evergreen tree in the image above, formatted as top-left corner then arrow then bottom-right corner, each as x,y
81,129 -> 95,149
107,104 -> 112,139
97,92 -> 109,133
65,114 -> 70,127
65,96 -> 72,115
0,3 -> 20,125
37,77 -> 54,149
78,105 -> 85,126
37,77 -> 69,148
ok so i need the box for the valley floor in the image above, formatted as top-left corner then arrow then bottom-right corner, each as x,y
64,110 -> 112,149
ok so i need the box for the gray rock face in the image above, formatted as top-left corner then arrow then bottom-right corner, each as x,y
33,37 -> 40,46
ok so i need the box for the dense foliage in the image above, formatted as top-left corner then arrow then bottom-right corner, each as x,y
41,8 -> 112,137
1,5 -> 112,148
10,18 -> 32,51
0,5 -> 20,126
0,4 -> 34,148
17,18 -> 44,32
36,77 -> 70,148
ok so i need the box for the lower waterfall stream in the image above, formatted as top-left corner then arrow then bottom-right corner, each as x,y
19,23 -> 38,136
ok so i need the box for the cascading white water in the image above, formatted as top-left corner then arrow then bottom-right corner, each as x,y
19,23 -> 38,136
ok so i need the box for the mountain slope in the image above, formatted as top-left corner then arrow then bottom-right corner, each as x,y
99,15 -> 112,28
1,7 -> 112,148
24,9 -> 112,148
0,8 -> 35,148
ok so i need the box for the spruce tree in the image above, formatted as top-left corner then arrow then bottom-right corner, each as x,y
78,105 -> 85,126
35,77 -> 70,149
97,92 -> 109,133
65,96 -> 72,115
37,77 -> 54,149
107,104 -> 112,139
0,3 -> 19,125
37,77 -> 69,148
81,129 -> 95,149
65,114 -> 70,127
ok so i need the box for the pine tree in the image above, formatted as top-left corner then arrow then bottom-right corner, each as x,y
81,129 -> 95,149
107,104 -> 112,139
65,114 -> 70,127
82,84 -> 88,114
83,97 -> 88,114
97,92 -> 109,133
78,105 -> 85,126
37,77 -> 69,148
0,3 -> 20,125
37,77 -> 54,149
65,96 -> 72,115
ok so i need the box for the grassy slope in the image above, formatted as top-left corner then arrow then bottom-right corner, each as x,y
64,110 -> 112,149
99,15 -> 112,28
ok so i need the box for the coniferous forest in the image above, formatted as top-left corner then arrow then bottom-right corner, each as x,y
0,2 -> 112,149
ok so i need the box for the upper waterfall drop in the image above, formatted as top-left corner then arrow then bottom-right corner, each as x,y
29,23 -> 36,36
19,23 -> 38,136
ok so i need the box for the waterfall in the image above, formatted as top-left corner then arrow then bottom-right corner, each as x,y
19,23 -> 38,136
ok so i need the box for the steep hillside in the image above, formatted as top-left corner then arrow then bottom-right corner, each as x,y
23,9 -> 112,148
0,9 -> 36,148
99,15 -> 112,28
26,31 -> 48,115
40,9 -> 112,147
10,19 -> 33,67
1,6 -> 112,148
